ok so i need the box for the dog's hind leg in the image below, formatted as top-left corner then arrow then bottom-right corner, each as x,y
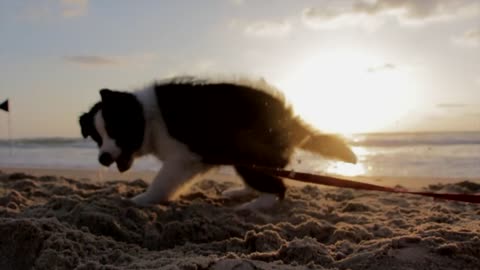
233,166 -> 286,210
131,160 -> 209,206
235,166 -> 287,198
222,185 -> 255,199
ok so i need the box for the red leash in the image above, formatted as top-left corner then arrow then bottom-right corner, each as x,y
250,166 -> 480,204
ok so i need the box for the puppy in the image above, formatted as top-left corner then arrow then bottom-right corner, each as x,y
79,77 -> 357,209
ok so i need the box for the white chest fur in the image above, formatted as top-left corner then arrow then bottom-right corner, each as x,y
133,87 -> 199,162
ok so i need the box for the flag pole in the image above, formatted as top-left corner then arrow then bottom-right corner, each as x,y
8,109 -> 12,156
0,99 -> 12,155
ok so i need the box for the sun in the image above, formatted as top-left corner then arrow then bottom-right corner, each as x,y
278,49 -> 420,135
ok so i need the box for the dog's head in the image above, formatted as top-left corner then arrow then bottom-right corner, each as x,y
79,89 -> 145,172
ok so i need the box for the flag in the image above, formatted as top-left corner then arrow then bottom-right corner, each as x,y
0,99 -> 8,112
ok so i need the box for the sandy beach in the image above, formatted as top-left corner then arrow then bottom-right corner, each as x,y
1,167 -> 479,270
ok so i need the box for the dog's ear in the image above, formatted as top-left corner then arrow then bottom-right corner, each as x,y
100,88 -> 114,102
79,113 -> 92,138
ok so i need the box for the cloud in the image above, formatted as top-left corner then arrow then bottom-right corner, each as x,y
367,63 -> 396,72
452,27 -> 480,47
60,0 -> 88,18
302,6 -> 376,30
20,0 -> 89,20
352,0 -> 479,23
64,55 -> 118,66
302,0 -> 480,30
63,53 -> 157,67
244,20 -> 292,37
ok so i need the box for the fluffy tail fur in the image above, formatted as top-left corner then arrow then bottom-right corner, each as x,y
293,120 -> 357,164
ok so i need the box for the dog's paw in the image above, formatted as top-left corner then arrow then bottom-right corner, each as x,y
236,194 -> 279,211
222,186 -> 255,199
131,192 -> 171,206
131,192 -> 156,206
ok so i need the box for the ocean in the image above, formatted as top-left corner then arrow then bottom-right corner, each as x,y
0,132 -> 479,180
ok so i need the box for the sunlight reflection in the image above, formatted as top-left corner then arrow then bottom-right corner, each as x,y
351,146 -> 370,158
325,161 -> 367,177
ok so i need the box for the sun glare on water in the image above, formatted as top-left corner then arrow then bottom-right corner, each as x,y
279,50 -> 420,135
325,147 -> 369,177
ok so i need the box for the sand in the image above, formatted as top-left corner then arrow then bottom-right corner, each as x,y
0,168 -> 479,270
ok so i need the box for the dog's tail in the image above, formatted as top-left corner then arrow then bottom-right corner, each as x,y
293,119 -> 357,164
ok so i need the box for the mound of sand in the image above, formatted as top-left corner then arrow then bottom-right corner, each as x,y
0,170 -> 479,269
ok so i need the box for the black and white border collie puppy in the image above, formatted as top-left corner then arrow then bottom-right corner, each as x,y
79,77 -> 357,209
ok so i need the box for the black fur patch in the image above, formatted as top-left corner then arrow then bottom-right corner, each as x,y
99,89 -> 145,157
154,81 -> 308,168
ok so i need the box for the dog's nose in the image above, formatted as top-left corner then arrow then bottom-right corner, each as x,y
99,152 -> 114,167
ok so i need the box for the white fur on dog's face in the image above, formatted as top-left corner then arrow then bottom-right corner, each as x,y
94,110 -> 121,162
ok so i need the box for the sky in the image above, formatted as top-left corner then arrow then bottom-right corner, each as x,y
0,0 -> 479,138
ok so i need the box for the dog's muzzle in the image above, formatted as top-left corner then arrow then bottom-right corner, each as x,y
116,154 -> 133,173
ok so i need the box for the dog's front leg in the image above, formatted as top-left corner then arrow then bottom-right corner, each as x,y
131,159 -> 207,206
